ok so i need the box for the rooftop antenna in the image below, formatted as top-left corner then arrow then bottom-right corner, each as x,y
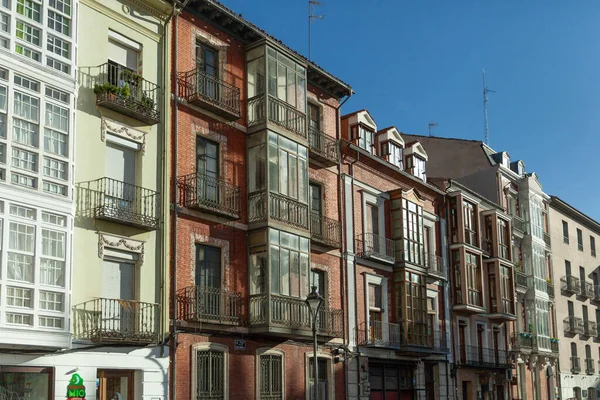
308,0 -> 323,60
428,122 -> 437,137
482,68 -> 495,145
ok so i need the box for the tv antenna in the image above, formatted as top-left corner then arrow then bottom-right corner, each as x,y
428,122 -> 437,137
482,68 -> 495,145
308,0 -> 323,60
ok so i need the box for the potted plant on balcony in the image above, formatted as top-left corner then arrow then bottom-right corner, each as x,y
550,337 -> 559,344
93,82 -> 130,101
140,93 -> 155,111
519,332 -> 532,339
546,278 -> 553,284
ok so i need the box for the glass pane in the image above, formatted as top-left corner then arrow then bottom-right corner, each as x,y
280,248 -> 290,296
270,246 -> 280,294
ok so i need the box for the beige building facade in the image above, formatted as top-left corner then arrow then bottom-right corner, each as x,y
550,196 -> 600,400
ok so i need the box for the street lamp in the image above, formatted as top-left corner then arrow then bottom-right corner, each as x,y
305,285 -> 324,400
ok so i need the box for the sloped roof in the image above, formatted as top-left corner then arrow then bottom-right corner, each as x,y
187,0 -> 353,98
401,134 -> 493,179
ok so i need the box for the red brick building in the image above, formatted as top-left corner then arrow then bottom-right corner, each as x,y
339,112 -> 451,399
169,1 -> 352,399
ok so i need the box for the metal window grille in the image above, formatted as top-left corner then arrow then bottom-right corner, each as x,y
196,350 -> 225,400
260,354 -> 283,400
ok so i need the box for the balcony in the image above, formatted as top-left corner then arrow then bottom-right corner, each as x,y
464,229 -> 477,246
308,127 -> 339,166
457,345 -> 511,368
510,333 -> 533,352
564,316 -> 584,335
248,191 -> 309,231
481,236 -> 493,255
586,358 -> 595,374
355,233 -> 395,264
310,212 -> 341,248
177,68 -> 240,121
396,249 -> 444,275
72,298 -> 158,345
93,63 -> 160,124
488,298 -> 516,321
177,173 -> 241,219
561,275 -> 581,295
76,178 -> 159,230
593,286 -> 600,303
543,231 -> 551,247
177,286 -> 242,326
248,294 -> 342,338
515,270 -> 528,290
571,357 -> 581,374
551,340 -> 559,353
581,281 -> 594,299
511,214 -> 526,234
546,281 -> 555,298
248,94 -> 307,141
583,320 -> 598,337
356,321 -> 448,354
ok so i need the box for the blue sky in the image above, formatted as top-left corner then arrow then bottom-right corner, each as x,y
223,0 -> 600,220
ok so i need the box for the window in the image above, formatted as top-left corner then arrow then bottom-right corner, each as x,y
43,157 -> 67,180
259,352 -> 283,400
47,35 -> 70,59
11,171 -> 36,188
563,221 -> 569,243
592,236 -> 596,257
14,75 -> 39,92
15,21 -> 40,46
267,47 -> 306,112
402,199 -> 424,265
195,349 -> 225,399
466,252 -> 481,306
310,269 -> 325,297
47,11 -> 70,36
39,316 -> 63,328
268,131 -> 308,203
248,133 -> 266,193
195,244 -> 221,288
308,103 -> 320,132
44,128 -> 67,156
16,0 -> 41,22
308,357 -> 329,400
0,367 -> 53,399
6,312 -> 32,325
269,229 -> 310,298
196,136 -> 219,203
310,183 -> 323,233
356,126 -> 374,153
406,155 -> 426,180
7,222 -> 34,282
13,118 -> 38,147
45,87 -> 69,104
11,147 -> 37,172
42,229 -> 65,258
46,57 -> 70,74
14,91 -> 39,122
400,271 -> 427,344
49,0 -> 71,15
500,265 -> 513,314
366,203 -> 379,236
368,283 -> 383,339
15,43 -> 41,62
45,103 -> 68,131
39,291 -> 63,311
577,228 -> 583,251
42,212 -> 66,226
453,250 -> 462,303
498,218 -> 510,259
0,12 -> 8,34
42,180 -> 66,196
40,228 -> 65,286
6,286 -> 32,307
463,201 -> 476,245
386,142 -> 403,169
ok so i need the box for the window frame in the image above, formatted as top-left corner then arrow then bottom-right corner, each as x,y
256,348 -> 285,400
191,343 -> 229,400
305,353 -> 334,400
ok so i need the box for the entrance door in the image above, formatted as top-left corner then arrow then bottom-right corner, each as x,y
105,142 -> 136,215
196,137 -> 219,205
102,260 -> 135,335
310,183 -> 322,236
97,370 -> 133,400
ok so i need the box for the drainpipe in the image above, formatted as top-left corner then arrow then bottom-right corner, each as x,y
158,0 -> 177,361
445,180 -> 458,400
335,92 -> 352,397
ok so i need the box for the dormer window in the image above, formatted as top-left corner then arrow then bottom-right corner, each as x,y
380,141 -> 403,169
406,155 -> 426,181
351,124 -> 374,154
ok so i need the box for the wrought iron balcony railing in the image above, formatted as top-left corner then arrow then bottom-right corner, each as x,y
72,298 -> 158,344
310,212 -> 341,248
510,333 -> 533,351
177,285 -> 242,326
561,275 -> 581,294
457,345 -> 511,368
584,320 -> 598,337
515,271 -> 528,289
511,215 -> 526,233
248,191 -> 309,230
248,94 -> 307,140
355,233 -> 395,263
248,294 -> 342,337
308,127 -> 339,165
571,356 -> 581,373
92,62 -> 160,124
177,68 -> 241,120
76,177 -> 159,230
586,358 -> 595,374
356,321 -> 448,352
581,281 -> 594,299
564,316 -> 584,335
177,172 -> 241,219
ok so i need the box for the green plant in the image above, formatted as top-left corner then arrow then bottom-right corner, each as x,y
93,82 -> 118,95
140,93 -> 155,109
528,323 -> 533,333
119,83 -> 131,98
519,332 -> 532,338
550,337 -> 559,344
119,69 -> 143,86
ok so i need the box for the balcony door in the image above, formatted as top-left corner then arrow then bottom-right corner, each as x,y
310,183 -> 322,236
105,141 -> 136,213
107,38 -> 139,89
308,103 -> 322,151
366,203 -> 380,255
196,137 -> 219,205
458,323 -> 467,363
102,259 -> 136,334
196,41 -> 218,100
195,244 -> 222,321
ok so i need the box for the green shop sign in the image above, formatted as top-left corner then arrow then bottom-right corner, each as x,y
66,374 -> 86,400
